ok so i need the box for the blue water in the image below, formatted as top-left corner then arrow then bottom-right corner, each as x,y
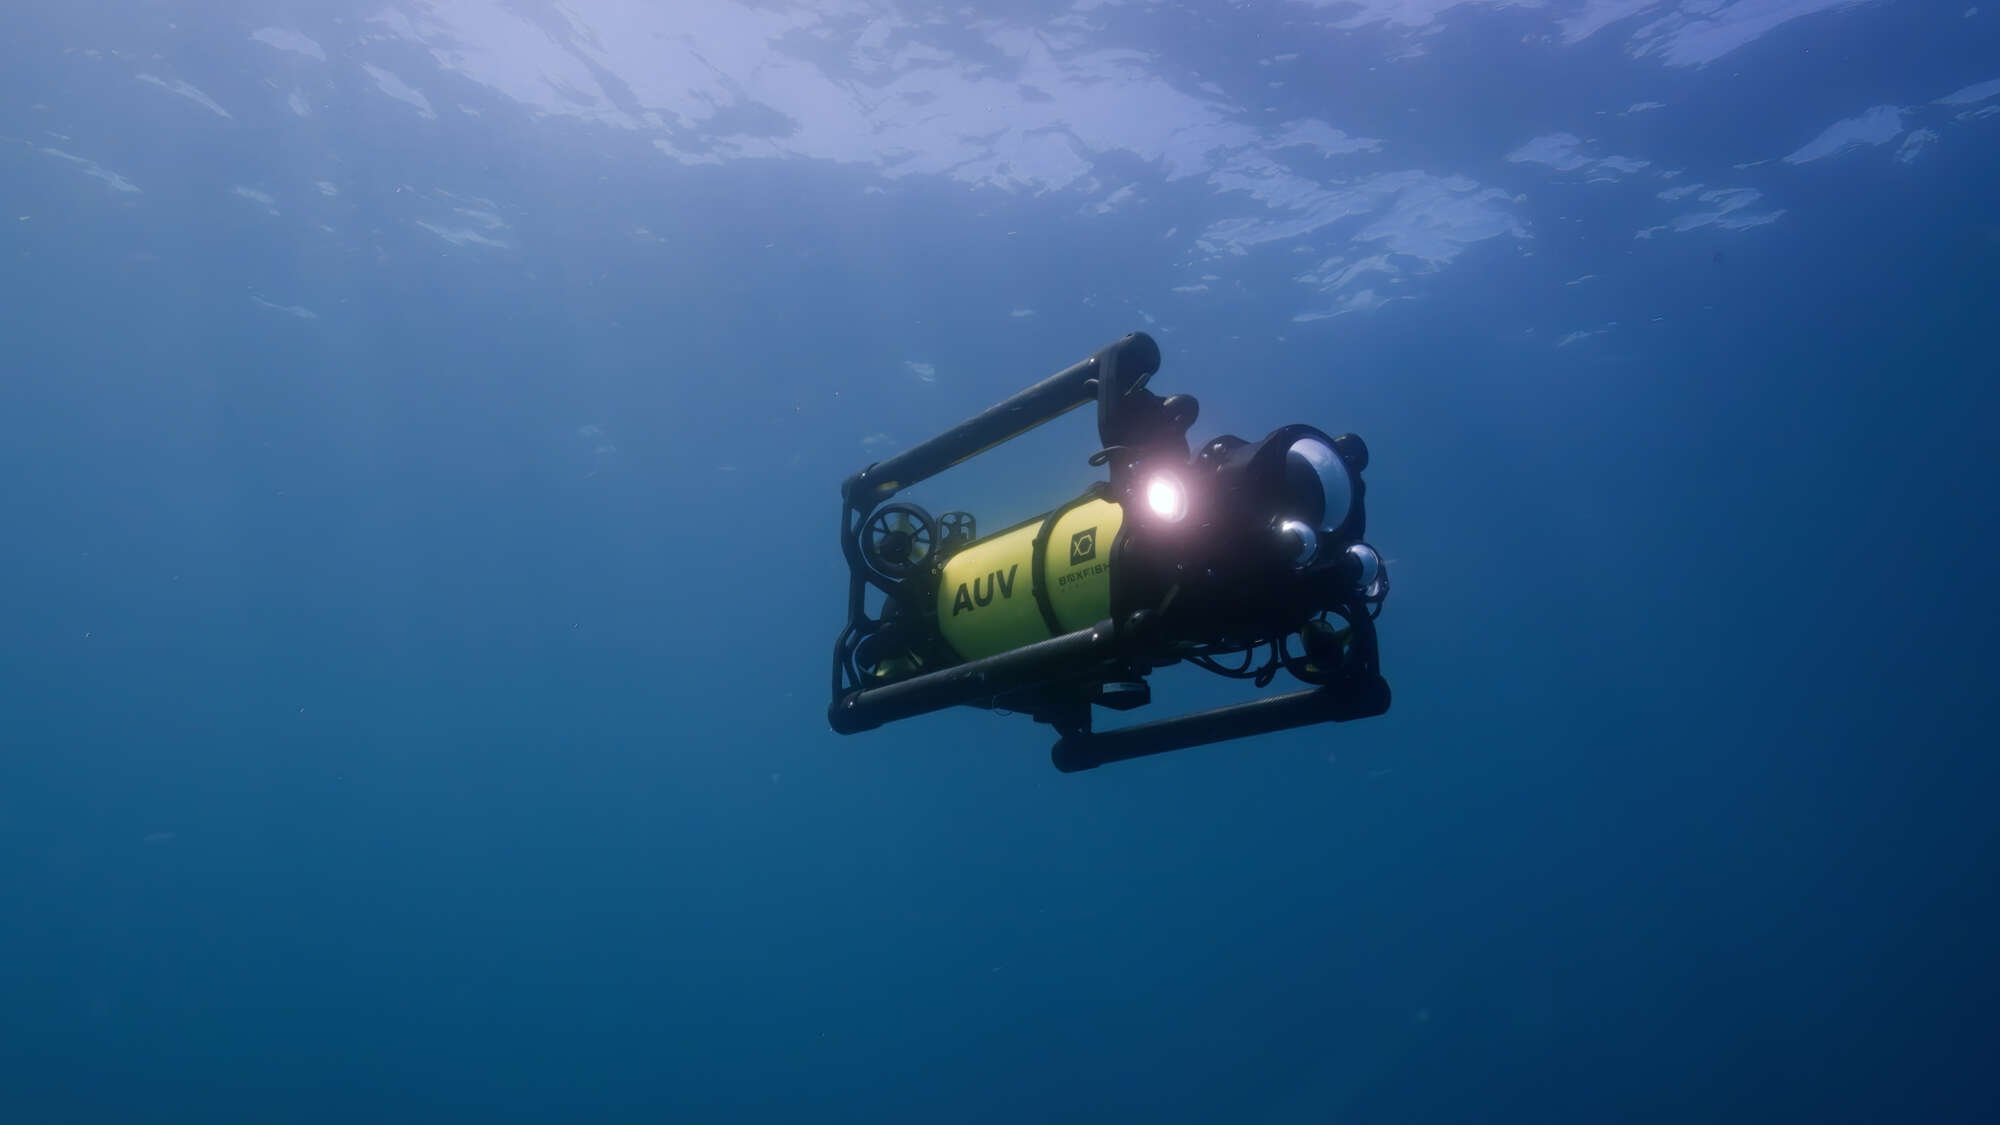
4,2 -> 1997,1121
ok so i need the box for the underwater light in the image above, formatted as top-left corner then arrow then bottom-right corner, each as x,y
1145,472 -> 1189,523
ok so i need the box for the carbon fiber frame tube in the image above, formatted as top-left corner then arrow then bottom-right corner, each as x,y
842,333 -> 1160,505
828,618 -> 1123,734
1049,673 -> 1391,772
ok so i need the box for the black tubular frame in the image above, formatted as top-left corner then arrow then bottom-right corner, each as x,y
842,332 -> 1162,512
1049,607 -> 1389,772
828,331 -> 1390,770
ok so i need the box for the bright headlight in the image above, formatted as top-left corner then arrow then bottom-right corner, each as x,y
1145,472 -> 1189,522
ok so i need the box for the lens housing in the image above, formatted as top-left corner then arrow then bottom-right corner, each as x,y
1196,423 -> 1366,547
1282,435 -> 1353,534
1273,518 -> 1319,569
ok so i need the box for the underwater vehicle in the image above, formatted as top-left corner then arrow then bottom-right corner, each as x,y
828,331 -> 1390,771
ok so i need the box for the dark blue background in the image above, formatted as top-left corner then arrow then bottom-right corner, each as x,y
3,2 -> 1997,1121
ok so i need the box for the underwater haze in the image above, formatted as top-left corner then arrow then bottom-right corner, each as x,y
4,1 -> 1998,1121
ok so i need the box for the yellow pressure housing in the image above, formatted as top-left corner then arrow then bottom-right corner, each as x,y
935,494 -> 1125,662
